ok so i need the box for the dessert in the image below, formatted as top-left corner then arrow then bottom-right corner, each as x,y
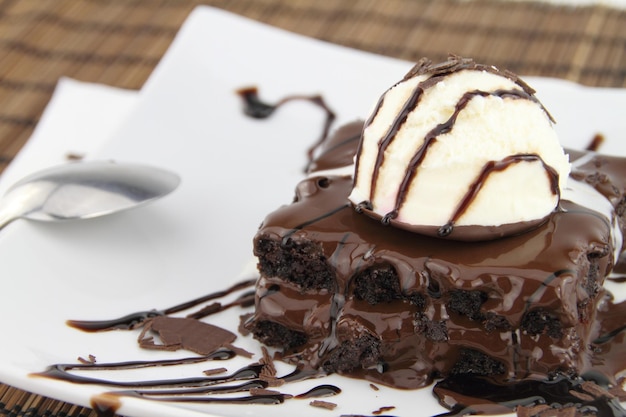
244,56 -> 626,400
40,56 -> 626,416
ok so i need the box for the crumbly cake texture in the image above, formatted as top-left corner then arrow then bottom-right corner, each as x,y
245,118 -> 626,390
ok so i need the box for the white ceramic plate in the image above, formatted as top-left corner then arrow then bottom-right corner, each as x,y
0,6 -> 625,417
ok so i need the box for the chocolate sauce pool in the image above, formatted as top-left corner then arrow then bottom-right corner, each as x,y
433,374 -> 626,417
34,83 -> 626,417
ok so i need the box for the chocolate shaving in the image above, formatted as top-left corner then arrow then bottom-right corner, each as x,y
256,346 -> 284,387
65,152 -> 85,161
261,376 -> 285,388
372,405 -> 396,415
310,400 -> 337,410
249,387 -> 283,396
608,377 -> 626,401
202,367 -> 227,376
138,316 -> 237,355
77,354 -> 96,364
403,54 -> 478,79
568,389 -> 594,402
581,380 -> 615,399
238,313 -> 254,336
518,405 -> 581,417
401,54 -> 553,122
369,383 -> 380,391
259,346 -> 277,376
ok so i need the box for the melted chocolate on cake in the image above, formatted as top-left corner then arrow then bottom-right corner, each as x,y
245,111 -> 626,414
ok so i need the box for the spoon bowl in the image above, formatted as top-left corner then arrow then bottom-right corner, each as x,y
0,161 -> 180,230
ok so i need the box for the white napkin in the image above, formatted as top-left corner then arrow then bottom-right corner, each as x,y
0,78 -> 138,194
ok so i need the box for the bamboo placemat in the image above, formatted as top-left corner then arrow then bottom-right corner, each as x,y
0,0 -> 624,416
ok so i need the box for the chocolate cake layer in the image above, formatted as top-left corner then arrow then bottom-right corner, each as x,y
245,120 -> 626,389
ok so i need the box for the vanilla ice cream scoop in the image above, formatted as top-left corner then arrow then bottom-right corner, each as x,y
348,56 -> 570,240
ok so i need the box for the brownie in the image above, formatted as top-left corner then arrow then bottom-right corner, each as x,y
244,120 -> 626,389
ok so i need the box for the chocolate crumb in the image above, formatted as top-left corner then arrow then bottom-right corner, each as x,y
77,354 -> 96,364
310,400 -> 337,410
369,383 -> 379,391
65,152 -> 85,161
586,133 -> 605,152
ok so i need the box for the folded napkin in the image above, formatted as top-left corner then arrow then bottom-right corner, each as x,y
0,78 -> 138,194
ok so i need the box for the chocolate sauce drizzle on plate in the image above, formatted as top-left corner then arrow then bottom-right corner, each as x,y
236,86 -> 336,165
67,279 -> 256,332
295,384 -> 342,398
433,374 -> 626,417
38,277 -> 341,413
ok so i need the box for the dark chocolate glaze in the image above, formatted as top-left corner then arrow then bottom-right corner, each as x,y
246,116 -> 626,414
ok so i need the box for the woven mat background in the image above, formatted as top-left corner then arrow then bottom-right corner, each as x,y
0,0 -> 624,416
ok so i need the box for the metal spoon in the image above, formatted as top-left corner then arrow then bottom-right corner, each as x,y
0,160 -> 180,231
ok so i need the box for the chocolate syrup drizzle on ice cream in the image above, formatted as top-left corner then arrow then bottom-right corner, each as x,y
36,56 -> 626,417
350,56 -> 570,241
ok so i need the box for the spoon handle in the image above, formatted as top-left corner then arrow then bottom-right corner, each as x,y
0,218 -> 16,231
0,211 -> 18,231
0,193 -> 24,231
